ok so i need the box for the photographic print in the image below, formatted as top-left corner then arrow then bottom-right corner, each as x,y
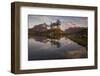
28,15 -> 88,61
11,2 -> 97,74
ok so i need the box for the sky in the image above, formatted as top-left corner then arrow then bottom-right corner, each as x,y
28,15 -> 88,31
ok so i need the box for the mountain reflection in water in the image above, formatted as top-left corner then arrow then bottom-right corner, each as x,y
28,36 -> 87,61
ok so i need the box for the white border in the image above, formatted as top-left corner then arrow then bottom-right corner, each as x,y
20,7 -> 95,70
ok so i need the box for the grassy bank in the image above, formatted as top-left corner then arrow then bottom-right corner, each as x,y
67,35 -> 87,47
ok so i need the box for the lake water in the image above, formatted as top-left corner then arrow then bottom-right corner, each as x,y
28,36 -> 87,61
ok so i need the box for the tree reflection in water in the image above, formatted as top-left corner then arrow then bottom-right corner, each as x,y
50,39 -> 61,48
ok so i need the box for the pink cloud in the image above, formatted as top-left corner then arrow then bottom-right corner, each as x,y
60,22 -> 80,31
